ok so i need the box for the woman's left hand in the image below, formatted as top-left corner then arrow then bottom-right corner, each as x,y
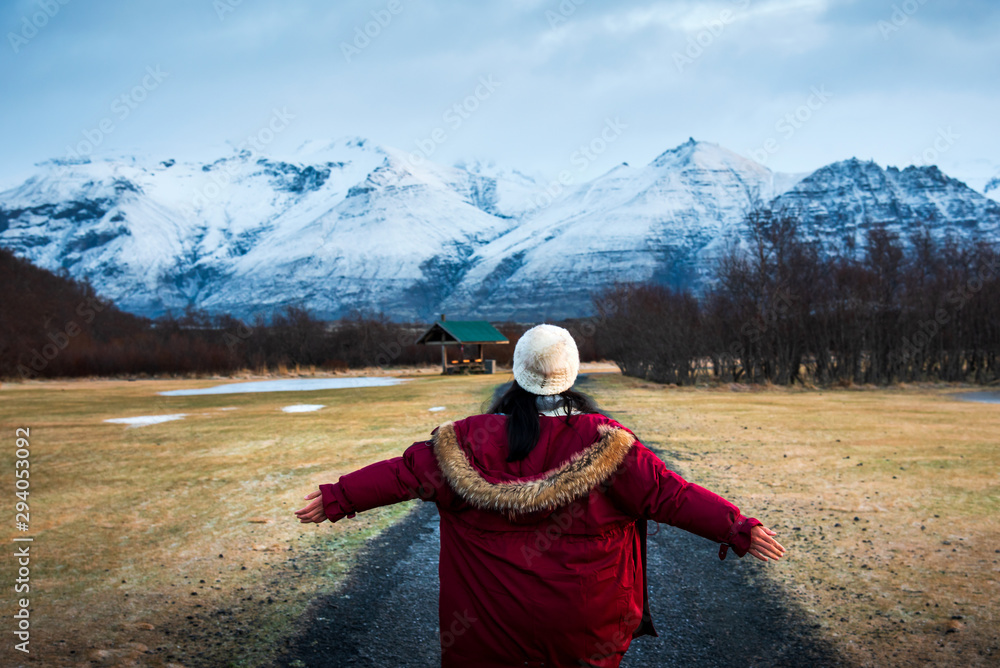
294,489 -> 328,524
747,524 -> 786,562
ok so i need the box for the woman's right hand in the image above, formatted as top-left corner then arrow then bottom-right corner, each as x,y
294,489 -> 329,524
747,525 -> 786,562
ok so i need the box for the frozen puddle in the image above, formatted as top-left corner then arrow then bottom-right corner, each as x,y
428,406 -> 447,412
159,377 -> 409,397
954,391 -> 1000,405
282,404 -> 325,413
105,414 -> 187,427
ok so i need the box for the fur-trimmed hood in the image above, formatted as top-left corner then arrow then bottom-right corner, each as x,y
431,420 -> 636,517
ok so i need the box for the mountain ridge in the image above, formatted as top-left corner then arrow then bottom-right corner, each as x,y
2,138 -> 997,321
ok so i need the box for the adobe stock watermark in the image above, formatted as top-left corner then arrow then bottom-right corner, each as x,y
673,12 -> 735,72
12,427 -> 33,655
672,0 -> 755,73
190,107 -> 295,210
372,328 -> 420,368
747,86 -> 832,166
528,117 -> 627,210
64,66 -> 169,161
406,75 -> 501,168
877,0 -> 931,40
520,502 -> 587,567
341,0 -> 404,63
544,0 -> 586,29
223,319 -> 256,352
213,0 -> 243,21
7,0 -> 71,54
516,457 -> 636,568
438,609 -> 477,655
896,253 -> 999,364
584,610 -> 644,666
908,126 -> 958,168
15,295 -> 107,379
719,283 -> 795,368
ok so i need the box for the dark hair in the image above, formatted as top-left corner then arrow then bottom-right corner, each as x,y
483,380 -> 603,462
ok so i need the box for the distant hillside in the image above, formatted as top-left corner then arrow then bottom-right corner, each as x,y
0,245 -> 151,378
0,248 -> 454,379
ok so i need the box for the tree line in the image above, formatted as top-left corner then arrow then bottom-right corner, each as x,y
593,208 -> 1000,386
0,247 -> 559,379
4,207 -> 998,386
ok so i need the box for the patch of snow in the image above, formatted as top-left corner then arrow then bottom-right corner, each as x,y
954,391 -> 1000,405
282,404 -> 325,413
104,414 -> 187,427
158,377 -> 409,396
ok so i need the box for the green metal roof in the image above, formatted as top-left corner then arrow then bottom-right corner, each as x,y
417,320 -> 509,345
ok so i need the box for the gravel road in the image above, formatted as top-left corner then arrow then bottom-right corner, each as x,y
277,500 -> 842,667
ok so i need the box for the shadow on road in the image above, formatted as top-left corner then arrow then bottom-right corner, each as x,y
278,477 -> 843,667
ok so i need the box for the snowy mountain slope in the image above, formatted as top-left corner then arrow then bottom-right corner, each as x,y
1,138 -> 997,322
198,147 -> 524,318
942,160 -> 1000,204
771,159 -> 1000,248
0,139 -> 530,319
440,140 -> 781,319
452,159 -> 545,219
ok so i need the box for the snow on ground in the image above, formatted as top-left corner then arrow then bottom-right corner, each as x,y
954,391 -> 1000,404
158,377 -> 409,396
281,404 -> 325,413
104,414 -> 187,427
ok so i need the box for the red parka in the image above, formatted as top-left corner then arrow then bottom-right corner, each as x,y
319,412 -> 759,667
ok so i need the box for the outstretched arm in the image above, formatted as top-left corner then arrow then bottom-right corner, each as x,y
294,439 -> 445,524
607,439 -> 785,561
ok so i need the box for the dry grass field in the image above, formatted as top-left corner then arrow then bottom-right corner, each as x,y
596,375 -> 1000,667
1,370 -> 997,667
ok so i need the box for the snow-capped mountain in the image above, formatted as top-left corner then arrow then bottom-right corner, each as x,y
772,158 -> 1000,248
1,139 -> 997,321
0,138 -> 533,318
440,139 -> 793,319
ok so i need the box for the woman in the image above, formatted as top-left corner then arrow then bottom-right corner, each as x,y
295,324 -> 785,667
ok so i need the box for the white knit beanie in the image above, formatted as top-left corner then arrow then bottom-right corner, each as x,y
512,324 -> 580,396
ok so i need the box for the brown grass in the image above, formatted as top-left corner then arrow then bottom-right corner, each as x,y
592,375 -> 1000,667
0,373 -> 498,667
1,372 -> 997,666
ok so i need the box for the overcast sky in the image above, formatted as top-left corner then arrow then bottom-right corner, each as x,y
1,0 -> 998,189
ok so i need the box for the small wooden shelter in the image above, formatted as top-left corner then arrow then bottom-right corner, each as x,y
417,315 -> 508,374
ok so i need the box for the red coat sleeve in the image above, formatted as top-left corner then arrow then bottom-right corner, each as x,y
319,439 -> 447,523
605,440 -> 760,559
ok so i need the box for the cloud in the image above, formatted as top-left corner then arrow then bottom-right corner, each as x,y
0,0 -> 996,188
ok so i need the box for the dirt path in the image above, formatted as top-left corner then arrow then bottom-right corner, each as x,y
277,498 -> 842,667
